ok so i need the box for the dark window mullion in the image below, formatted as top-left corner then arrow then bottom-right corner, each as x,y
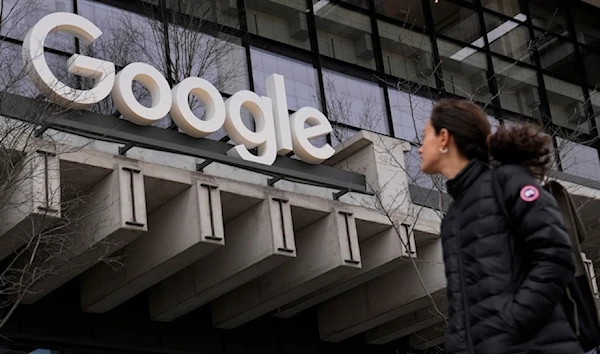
564,5 -> 598,138
305,0 -> 331,145
368,0 -> 394,137
518,0 -> 552,129
422,0 -> 444,93
473,0 -> 501,109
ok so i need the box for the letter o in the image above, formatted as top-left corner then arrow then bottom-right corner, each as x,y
111,62 -> 172,126
170,77 -> 226,138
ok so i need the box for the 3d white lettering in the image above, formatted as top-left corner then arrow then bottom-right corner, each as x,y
22,12 -> 115,109
23,13 -> 335,166
224,91 -> 277,165
290,107 -> 335,164
170,77 -> 226,138
265,74 -> 293,156
112,62 -> 172,126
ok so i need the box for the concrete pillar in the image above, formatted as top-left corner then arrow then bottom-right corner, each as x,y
328,131 -> 411,216
21,164 -> 148,304
366,296 -> 447,344
81,180 -> 225,313
409,325 -> 446,351
0,151 -> 61,261
272,223 -> 415,318
211,208 -> 362,329
317,239 -> 445,342
148,196 -> 296,322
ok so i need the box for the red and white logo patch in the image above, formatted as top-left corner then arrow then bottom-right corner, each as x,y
520,185 -> 540,202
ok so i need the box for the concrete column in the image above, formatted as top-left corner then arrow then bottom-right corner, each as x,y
211,208 -> 362,329
21,164 -> 148,304
148,196 -> 296,322
409,325 -> 446,351
0,151 -> 61,261
272,223 -> 414,318
317,239 -> 445,342
366,296 -> 447,344
328,131 -> 411,215
81,180 -> 225,313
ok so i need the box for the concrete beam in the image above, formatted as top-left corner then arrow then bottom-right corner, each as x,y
211,208 -> 362,329
21,164 -> 148,304
409,325 -> 446,351
81,180 -> 225,313
366,296 -> 447,344
272,222 -> 415,319
0,151 -> 61,261
148,196 -> 296,322
317,239 -> 445,342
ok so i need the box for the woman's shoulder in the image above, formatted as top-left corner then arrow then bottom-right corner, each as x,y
490,164 -> 538,188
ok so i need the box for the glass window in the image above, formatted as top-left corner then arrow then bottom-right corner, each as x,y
572,7 -> 600,48
556,137 -> 600,181
492,56 -> 541,118
0,42 -> 76,99
375,0 -> 426,28
78,0 -> 162,68
246,0 -> 311,50
431,2 -> 482,44
0,0 -> 75,52
331,126 -> 359,146
164,0 -> 239,29
315,3 -> 376,69
388,88 -> 433,143
405,146 -> 447,191
333,0 -> 369,9
581,47 -> 600,87
437,38 -> 492,104
0,41 -> 37,97
251,48 -> 319,111
378,20 -> 435,86
544,75 -> 592,134
527,0 -> 568,36
535,31 -> 581,81
483,12 -> 533,64
588,89 -> 600,135
322,70 -> 389,134
481,0 -> 522,17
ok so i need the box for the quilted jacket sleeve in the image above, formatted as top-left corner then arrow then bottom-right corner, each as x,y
502,166 -> 575,332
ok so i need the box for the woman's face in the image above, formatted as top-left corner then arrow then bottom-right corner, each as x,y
419,120 -> 445,174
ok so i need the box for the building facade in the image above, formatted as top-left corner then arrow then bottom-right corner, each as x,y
0,0 -> 600,353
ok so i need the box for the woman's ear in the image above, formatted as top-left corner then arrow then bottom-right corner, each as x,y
439,128 -> 450,149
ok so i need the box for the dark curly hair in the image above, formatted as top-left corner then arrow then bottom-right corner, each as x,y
430,99 -> 552,178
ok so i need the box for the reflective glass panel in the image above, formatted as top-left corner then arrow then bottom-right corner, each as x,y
378,20 -> 435,86
251,48 -> 319,111
315,3 -> 376,69
483,12 -> 533,64
528,0 -> 568,36
375,0 -> 426,28
544,75 -> 592,134
322,70 -> 389,134
492,56 -> 541,118
437,38 -> 492,104
246,0 -> 311,50
535,31 -> 580,81
556,137 -> 600,181
481,0 -> 522,17
0,0 -> 75,52
432,2 -> 482,44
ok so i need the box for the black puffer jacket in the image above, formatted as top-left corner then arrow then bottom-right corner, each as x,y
441,159 -> 583,354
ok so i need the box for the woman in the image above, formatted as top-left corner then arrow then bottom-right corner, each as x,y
419,99 -> 582,354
